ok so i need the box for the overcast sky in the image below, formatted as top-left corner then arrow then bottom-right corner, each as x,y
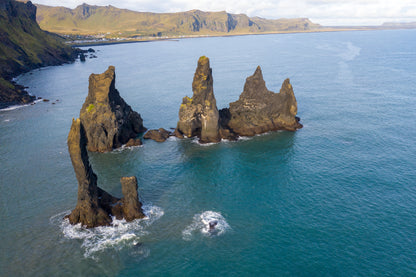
33,0 -> 416,26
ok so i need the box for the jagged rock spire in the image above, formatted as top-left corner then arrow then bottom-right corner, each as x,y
80,66 -> 146,152
176,56 -> 221,143
226,66 -> 302,136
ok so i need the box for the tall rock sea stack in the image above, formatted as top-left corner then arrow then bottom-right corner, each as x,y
120,176 -> 144,222
176,56 -> 221,143
80,66 -> 146,152
225,66 -> 302,136
66,118 -> 145,228
67,118 -> 113,227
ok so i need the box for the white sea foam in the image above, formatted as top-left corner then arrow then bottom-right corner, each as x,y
119,144 -> 144,151
191,137 -> 237,146
110,142 -> 144,153
340,42 -> 361,61
167,136 -> 179,142
237,136 -> 251,141
0,99 -> 43,112
316,41 -> 361,62
51,204 -> 163,259
190,137 -> 219,146
182,211 -> 230,240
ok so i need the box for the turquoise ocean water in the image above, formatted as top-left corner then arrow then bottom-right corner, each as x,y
1,29 -> 416,276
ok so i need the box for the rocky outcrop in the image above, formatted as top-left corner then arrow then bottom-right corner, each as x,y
176,56 -> 221,143
120,177 -> 144,221
175,58 -> 302,142
125,138 -> 143,147
79,66 -> 146,152
225,66 -> 302,136
143,128 -> 171,142
66,118 -> 145,228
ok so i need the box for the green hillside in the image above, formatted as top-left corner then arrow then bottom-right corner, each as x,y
0,0 -> 76,108
35,3 -> 321,37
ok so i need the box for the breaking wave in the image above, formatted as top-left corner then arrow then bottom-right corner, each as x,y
191,137 -> 219,146
182,211 -> 231,240
50,204 -> 163,259
0,99 -> 42,112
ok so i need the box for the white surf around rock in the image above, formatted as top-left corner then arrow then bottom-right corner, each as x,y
51,204 -> 163,259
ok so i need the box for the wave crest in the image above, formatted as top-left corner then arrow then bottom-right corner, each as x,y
182,211 -> 231,240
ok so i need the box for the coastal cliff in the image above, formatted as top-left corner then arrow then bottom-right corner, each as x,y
66,118 -> 145,228
79,66 -> 146,152
176,56 -> 221,143
0,0 -> 77,109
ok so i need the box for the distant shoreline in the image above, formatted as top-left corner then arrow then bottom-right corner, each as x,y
69,27 -> 414,47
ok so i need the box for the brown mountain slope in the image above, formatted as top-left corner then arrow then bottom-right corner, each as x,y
35,3 -> 321,37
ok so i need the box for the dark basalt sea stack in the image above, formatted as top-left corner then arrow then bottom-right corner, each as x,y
66,118 -> 145,228
79,66 -> 146,152
224,66 -> 302,136
120,176 -> 144,221
176,56 -> 221,143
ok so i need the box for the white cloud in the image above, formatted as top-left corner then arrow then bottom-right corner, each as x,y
32,0 -> 416,26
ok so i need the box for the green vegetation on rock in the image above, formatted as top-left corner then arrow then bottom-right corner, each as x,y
86,104 -> 95,112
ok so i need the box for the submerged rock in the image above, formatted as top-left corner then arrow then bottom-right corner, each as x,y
176,56 -> 221,143
79,66 -> 146,152
125,138 -> 143,147
79,53 -> 86,62
143,128 -> 171,142
66,118 -> 145,228
225,66 -> 302,136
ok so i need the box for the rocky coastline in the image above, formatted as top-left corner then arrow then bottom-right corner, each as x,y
0,0 -> 83,109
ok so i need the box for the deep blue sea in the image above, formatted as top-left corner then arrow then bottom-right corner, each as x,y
1,29 -> 416,276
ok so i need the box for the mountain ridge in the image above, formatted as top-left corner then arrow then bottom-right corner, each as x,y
34,3 -> 321,37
